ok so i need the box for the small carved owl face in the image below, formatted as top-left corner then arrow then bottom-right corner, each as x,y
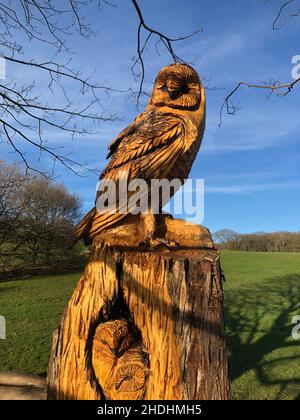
150,63 -> 202,110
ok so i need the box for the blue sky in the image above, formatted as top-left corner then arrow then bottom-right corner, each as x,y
1,0 -> 300,233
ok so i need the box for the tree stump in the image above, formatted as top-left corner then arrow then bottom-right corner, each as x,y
47,217 -> 231,400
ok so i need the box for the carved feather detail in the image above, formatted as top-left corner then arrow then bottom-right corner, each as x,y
71,63 -> 206,246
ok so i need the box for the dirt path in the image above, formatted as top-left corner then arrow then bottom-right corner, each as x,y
0,372 -> 46,400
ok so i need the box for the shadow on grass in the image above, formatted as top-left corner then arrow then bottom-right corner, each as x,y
225,274 -> 300,400
0,285 -> 17,293
0,258 -> 88,283
0,269 -> 85,284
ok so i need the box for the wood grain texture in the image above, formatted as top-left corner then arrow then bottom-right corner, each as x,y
121,250 -> 230,400
94,214 -> 213,250
47,221 -> 231,400
71,63 -> 206,246
48,65 -> 230,400
48,245 -> 118,400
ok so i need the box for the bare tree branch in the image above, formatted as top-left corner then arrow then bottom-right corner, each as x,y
272,0 -> 300,30
130,0 -> 202,105
219,76 -> 300,127
0,1 -> 124,176
218,1 -> 300,126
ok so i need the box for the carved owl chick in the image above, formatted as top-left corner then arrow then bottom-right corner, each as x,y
71,63 -> 206,246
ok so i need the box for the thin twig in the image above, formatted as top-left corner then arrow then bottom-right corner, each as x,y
130,0 -> 202,105
273,0 -> 299,29
219,77 -> 300,126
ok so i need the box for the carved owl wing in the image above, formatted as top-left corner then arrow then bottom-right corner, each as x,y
102,109 -> 186,180
81,109 -> 188,239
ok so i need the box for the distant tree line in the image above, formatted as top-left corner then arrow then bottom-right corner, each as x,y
213,229 -> 300,252
0,160 -> 86,276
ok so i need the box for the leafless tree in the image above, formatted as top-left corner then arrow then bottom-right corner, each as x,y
0,1 -> 130,176
214,230 -> 300,252
18,177 -> 82,266
0,160 -> 82,267
213,228 -> 238,245
0,159 -> 30,265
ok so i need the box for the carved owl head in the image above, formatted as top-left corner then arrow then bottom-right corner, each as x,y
149,63 -> 202,110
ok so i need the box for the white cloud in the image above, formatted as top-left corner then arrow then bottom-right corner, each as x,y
202,107 -> 300,154
205,181 -> 300,195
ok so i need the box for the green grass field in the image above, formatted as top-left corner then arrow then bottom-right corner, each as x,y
0,251 -> 300,399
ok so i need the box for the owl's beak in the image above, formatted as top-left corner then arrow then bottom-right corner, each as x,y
168,88 -> 180,100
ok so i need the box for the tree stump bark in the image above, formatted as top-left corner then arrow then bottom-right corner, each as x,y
47,217 -> 231,400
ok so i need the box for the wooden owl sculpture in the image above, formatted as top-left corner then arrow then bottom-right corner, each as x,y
72,63 -> 206,247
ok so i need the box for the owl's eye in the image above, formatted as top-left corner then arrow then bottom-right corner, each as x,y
181,84 -> 189,94
161,85 -> 168,92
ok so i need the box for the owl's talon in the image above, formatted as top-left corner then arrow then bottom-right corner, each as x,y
152,237 -> 179,249
139,236 -> 178,250
138,239 -> 151,249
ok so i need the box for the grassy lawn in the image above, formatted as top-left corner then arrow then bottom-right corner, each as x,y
0,251 -> 300,399
222,251 -> 300,400
0,272 -> 79,376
